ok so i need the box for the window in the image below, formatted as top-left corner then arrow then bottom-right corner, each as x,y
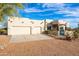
60,27 -> 64,30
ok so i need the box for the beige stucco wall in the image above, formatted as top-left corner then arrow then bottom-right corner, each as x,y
8,17 -> 52,35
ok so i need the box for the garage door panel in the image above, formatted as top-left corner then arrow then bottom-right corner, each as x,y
32,27 -> 41,34
10,27 -> 30,35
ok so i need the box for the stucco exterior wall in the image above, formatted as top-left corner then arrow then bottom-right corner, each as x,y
8,17 -> 51,35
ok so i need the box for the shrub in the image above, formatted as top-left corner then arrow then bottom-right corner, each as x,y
65,31 -> 74,41
42,30 -> 49,34
42,30 -> 58,36
49,30 -> 58,35
0,29 -> 7,35
74,29 -> 79,38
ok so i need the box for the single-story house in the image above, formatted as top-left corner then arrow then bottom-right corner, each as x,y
8,16 -> 52,35
8,16 -> 69,36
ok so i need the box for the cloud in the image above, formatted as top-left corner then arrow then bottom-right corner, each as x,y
61,18 -> 79,23
55,5 -> 79,17
59,18 -> 79,28
24,7 -> 43,12
24,7 -> 58,13
24,3 -> 66,13
42,3 -> 79,18
65,9 -> 79,17
42,3 -> 65,8
24,3 -> 79,19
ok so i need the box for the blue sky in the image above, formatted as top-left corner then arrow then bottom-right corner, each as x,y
17,3 -> 79,28
0,3 -> 79,28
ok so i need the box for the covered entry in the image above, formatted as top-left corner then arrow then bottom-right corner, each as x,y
47,20 -> 67,36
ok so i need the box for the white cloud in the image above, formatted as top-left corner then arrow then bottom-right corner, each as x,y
43,3 -> 79,17
42,3 -> 65,9
59,18 -> 79,28
55,6 -> 79,17
65,9 -> 79,17
24,7 -> 58,13
24,3 -> 79,19
24,8 -> 43,12
24,3 -> 66,13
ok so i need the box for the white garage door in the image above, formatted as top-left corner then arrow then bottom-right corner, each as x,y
32,27 -> 41,34
8,26 -> 42,35
9,26 -> 31,35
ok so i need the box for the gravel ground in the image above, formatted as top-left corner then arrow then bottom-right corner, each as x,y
0,35 -> 79,56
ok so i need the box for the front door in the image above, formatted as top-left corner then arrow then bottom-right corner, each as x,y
59,27 -> 65,36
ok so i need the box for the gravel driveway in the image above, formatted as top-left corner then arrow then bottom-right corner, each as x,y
10,34 -> 52,43
0,35 -> 79,56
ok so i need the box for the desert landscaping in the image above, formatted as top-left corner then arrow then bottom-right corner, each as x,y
0,3 -> 79,56
0,35 -> 79,56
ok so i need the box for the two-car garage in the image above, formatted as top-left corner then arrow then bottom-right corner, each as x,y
8,26 -> 42,35
8,17 -> 45,35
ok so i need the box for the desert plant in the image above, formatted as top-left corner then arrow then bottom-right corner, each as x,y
74,29 -> 79,38
49,30 -> 58,35
65,31 -> 74,41
65,33 -> 72,41
0,28 -> 7,35
42,30 -> 49,34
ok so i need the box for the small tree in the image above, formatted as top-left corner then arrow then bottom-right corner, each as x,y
0,3 -> 24,21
